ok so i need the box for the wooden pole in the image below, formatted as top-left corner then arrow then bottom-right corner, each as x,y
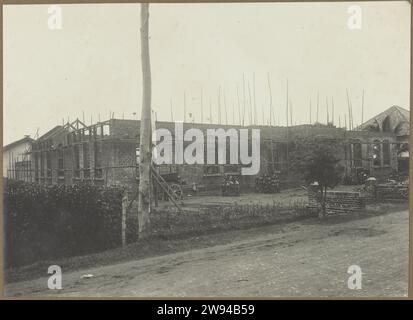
346,89 -> 352,131
138,3 -> 152,239
242,73 -> 246,126
286,79 -> 289,179
289,98 -> 293,126
232,101 -> 235,125
316,91 -> 319,123
309,99 -> 312,124
209,97 -> 213,124
361,89 -> 364,124
218,86 -> 222,124
252,72 -> 254,125
331,97 -> 334,125
183,91 -> 186,123
223,88 -> 228,125
170,99 -> 174,122
267,72 -> 273,126
248,82 -> 253,126
200,89 -> 203,123
236,85 -> 241,125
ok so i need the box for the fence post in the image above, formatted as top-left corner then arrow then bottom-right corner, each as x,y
121,191 -> 128,247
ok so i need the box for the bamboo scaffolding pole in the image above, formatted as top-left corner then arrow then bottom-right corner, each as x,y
248,82 -> 253,126
236,85 -> 241,125
242,73 -> 246,126
267,72 -> 273,126
209,97 -> 213,124
200,89 -> 203,123
170,99 -> 174,122
361,89 -> 365,124
252,72 -> 254,125
224,88 -> 228,125
331,97 -> 335,125
286,79 -> 289,179
218,86 -> 222,125
183,91 -> 186,123
309,99 -> 312,124
346,89 -> 352,130
232,101 -> 235,125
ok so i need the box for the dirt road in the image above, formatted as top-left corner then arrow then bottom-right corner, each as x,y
5,210 -> 408,297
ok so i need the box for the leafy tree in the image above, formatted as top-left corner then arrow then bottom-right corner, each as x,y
290,138 -> 343,217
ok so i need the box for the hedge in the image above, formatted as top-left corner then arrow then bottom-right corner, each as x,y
4,180 -> 124,268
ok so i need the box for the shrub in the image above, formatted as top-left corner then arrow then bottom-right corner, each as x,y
4,180 -> 124,268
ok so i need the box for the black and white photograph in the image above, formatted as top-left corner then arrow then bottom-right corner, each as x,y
2,1 -> 411,299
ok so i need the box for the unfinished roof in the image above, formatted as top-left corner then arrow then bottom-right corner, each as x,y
37,125 -> 64,141
358,105 -> 410,136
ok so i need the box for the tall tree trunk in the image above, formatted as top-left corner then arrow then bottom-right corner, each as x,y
138,3 -> 151,238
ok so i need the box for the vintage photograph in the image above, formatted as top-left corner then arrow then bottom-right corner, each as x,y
2,1 -> 410,298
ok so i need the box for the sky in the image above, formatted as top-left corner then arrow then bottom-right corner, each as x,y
3,1 -> 411,145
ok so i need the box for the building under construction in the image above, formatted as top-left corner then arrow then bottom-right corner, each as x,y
8,106 -> 408,195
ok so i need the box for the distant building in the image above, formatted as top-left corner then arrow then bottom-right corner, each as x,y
3,135 -> 34,178
358,105 -> 410,174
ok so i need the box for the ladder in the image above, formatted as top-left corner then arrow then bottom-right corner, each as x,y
150,164 -> 183,212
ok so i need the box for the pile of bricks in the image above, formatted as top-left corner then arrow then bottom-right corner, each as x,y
308,190 -> 365,216
375,184 -> 409,201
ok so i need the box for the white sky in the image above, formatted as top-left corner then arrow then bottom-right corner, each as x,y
3,1 -> 411,145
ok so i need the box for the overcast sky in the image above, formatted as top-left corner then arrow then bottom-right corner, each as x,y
3,1 -> 411,145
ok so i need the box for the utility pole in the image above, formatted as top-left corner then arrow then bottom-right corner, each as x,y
138,3 -> 151,239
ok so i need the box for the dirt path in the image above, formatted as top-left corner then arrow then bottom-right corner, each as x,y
5,210 -> 408,297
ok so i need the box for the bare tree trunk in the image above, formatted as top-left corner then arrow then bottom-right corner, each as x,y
138,3 -> 151,238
